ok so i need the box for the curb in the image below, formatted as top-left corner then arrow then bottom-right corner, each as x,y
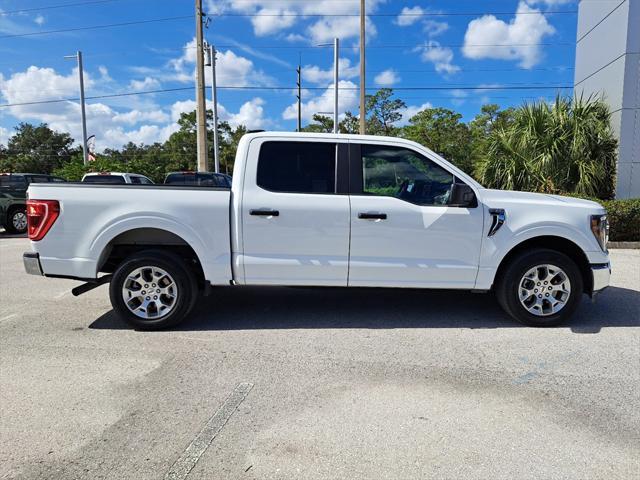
608,241 -> 640,249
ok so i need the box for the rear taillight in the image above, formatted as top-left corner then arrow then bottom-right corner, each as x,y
27,200 -> 60,241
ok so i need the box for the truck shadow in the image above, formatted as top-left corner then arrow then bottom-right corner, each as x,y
90,285 -> 640,334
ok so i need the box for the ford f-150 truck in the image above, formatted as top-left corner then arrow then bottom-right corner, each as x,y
23,132 -> 610,329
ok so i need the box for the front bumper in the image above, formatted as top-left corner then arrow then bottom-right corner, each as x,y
591,262 -> 610,294
23,252 -> 43,276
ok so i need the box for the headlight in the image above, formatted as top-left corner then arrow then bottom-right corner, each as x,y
590,214 -> 608,252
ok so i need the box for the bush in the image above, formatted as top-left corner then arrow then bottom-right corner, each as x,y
602,198 -> 640,242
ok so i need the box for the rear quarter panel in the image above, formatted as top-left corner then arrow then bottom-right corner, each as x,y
27,184 -> 232,284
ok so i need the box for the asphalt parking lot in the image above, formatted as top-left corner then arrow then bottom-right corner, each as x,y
1,234 -> 639,480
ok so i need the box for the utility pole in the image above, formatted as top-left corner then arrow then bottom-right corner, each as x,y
64,51 -> 88,165
296,63 -> 302,132
333,37 -> 339,134
195,0 -> 208,172
359,0 -> 366,135
206,43 -> 220,173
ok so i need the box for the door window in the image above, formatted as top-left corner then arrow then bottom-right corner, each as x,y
257,141 -> 336,194
359,145 -> 454,206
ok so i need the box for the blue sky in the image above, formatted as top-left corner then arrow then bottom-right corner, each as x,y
0,0 -> 579,150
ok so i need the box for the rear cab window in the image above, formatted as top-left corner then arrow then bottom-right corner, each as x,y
257,141 -> 337,194
83,175 -> 126,184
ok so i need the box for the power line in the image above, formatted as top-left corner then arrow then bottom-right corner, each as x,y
205,11 -> 578,17
0,84 -> 574,108
0,15 -> 192,39
0,0 -> 127,15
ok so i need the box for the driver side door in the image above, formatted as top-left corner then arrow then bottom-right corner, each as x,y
348,143 -> 484,289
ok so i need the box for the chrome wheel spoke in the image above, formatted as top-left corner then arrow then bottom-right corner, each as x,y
518,263 -> 571,317
122,266 -> 178,320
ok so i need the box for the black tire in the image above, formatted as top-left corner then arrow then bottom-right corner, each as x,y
496,248 -> 584,327
6,206 -> 27,234
109,250 -> 198,330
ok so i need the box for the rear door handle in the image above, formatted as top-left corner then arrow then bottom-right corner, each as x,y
250,209 -> 280,217
358,212 -> 387,220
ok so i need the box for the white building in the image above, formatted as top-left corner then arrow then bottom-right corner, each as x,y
574,0 -> 639,198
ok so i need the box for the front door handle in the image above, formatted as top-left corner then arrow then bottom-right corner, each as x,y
358,212 -> 387,220
250,209 -> 280,217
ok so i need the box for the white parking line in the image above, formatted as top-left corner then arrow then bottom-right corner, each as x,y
164,382 -> 253,480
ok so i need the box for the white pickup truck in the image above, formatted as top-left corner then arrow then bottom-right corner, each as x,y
23,132 -> 610,329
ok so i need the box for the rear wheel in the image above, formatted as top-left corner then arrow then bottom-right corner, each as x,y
496,248 -> 583,327
6,206 -> 27,234
109,250 -> 198,330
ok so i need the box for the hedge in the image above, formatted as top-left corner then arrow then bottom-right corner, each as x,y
601,198 -> 640,242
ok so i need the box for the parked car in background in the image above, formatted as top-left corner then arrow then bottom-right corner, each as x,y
81,172 -> 154,184
23,132 -> 610,330
164,171 -> 232,187
0,173 -> 66,234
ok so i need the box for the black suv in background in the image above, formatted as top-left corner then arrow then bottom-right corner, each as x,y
164,172 -> 232,187
0,173 -> 66,234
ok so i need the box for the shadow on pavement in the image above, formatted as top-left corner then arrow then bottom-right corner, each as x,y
0,229 -> 27,239
89,285 -> 640,333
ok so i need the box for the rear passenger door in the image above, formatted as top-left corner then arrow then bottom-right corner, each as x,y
240,138 -> 350,286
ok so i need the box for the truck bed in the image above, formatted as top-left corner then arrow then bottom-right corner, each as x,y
26,183 -> 233,284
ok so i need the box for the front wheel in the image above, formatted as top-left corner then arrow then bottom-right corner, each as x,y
496,249 -> 584,327
109,250 -> 198,330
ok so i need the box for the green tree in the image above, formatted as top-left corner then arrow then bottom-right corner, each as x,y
366,89 -> 406,136
0,123 -> 77,174
301,114 -> 335,133
475,95 -> 617,198
402,107 -> 473,173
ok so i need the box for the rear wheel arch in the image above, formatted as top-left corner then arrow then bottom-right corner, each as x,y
494,235 -> 592,294
97,227 -> 206,288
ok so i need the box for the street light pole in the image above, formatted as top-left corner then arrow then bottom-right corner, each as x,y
64,51 -> 88,165
333,37 -> 339,134
359,0 -> 366,135
207,43 -> 220,173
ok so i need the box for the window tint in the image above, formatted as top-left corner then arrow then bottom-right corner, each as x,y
138,176 -> 153,184
32,175 -> 52,183
0,175 -> 27,189
130,176 -> 142,184
360,145 -> 454,206
83,175 -> 126,184
257,141 -> 336,194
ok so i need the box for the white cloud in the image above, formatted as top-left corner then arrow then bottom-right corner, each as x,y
399,102 -> 432,125
168,39 -> 273,87
462,1 -> 555,68
0,126 -> 10,145
251,8 -> 296,36
1,66 -> 178,149
283,80 -> 359,122
128,77 -> 161,92
218,98 -> 267,129
417,41 -> 460,75
34,15 -> 45,26
423,19 -> 449,37
285,33 -> 306,43
308,15 -> 377,44
206,0 -> 386,42
395,6 -> 424,27
302,58 -> 359,84
113,109 -> 169,125
374,69 -> 400,87
170,100 -> 197,122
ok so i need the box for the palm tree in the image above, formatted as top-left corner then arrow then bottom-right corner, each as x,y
475,95 -> 617,199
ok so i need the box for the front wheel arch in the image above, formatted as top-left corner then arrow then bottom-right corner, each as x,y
493,235 -> 592,295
